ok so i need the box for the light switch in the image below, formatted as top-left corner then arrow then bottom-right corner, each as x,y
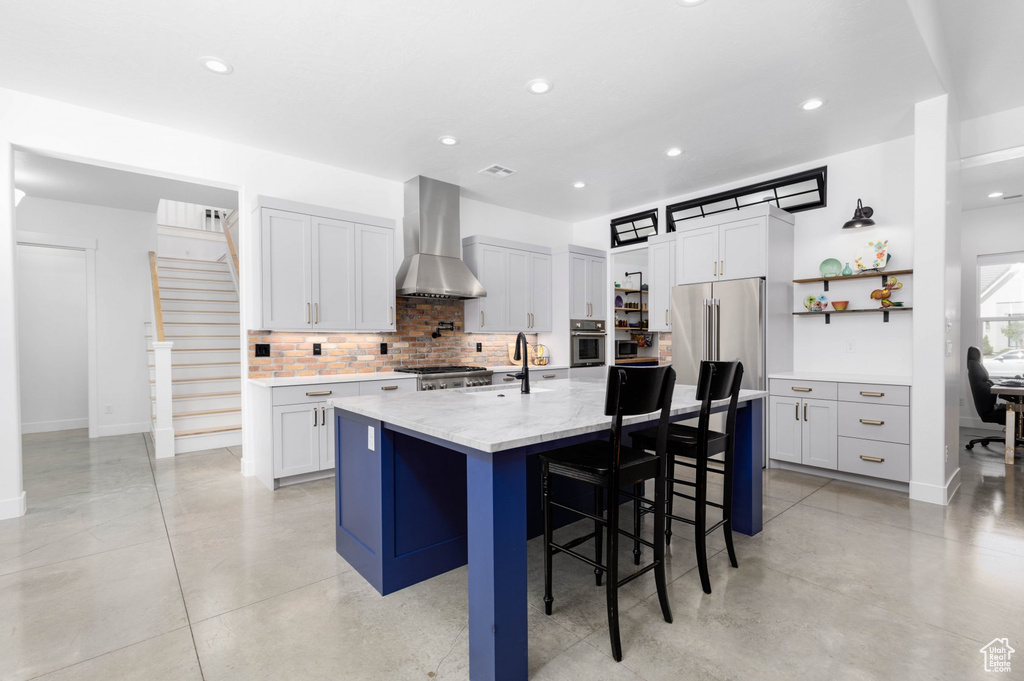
367,425 -> 375,452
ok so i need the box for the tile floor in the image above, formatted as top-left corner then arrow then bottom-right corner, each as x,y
1,428 -> 1022,680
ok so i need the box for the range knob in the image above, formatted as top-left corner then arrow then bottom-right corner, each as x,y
423,383 -> 435,390
439,382 -> 448,389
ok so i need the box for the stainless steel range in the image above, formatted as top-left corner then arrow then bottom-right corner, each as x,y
394,365 -> 493,391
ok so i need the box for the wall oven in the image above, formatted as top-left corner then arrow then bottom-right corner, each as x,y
570,319 -> 606,367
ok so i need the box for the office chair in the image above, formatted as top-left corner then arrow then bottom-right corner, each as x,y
965,346 -> 1024,451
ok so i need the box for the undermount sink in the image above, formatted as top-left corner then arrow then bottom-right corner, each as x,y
464,386 -> 553,396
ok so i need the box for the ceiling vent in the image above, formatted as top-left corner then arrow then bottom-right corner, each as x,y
1003,194 -> 1023,200
479,164 -> 517,179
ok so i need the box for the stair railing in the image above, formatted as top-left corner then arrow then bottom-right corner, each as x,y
149,251 -> 175,458
222,209 -> 241,291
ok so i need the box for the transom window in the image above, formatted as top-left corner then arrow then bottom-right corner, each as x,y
611,209 -> 659,248
978,251 -> 1024,378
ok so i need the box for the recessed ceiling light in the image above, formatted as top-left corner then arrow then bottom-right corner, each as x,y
14,188 -> 25,207
801,98 -> 825,111
200,57 -> 233,75
676,0 -> 707,5
573,181 -> 586,189
438,135 -> 459,146
666,147 -> 683,157
526,78 -> 553,95
988,191 -> 1004,198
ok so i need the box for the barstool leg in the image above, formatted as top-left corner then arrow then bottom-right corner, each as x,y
594,487 -> 604,586
605,482 -> 622,662
694,455 -> 711,594
722,446 -> 738,569
665,455 -> 675,545
653,467 -> 673,624
632,482 -> 642,565
542,462 -> 554,615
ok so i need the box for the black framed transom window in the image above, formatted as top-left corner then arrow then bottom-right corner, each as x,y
611,209 -> 659,248
666,166 -> 827,229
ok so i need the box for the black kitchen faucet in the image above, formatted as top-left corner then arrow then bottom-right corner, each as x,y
507,332 -> 531,394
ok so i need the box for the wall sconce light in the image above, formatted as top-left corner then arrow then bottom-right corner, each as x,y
14,188 -> 26,207
842,199 -> 875,229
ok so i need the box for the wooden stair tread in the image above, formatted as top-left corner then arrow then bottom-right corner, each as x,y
150,376 -> 240,384
161,321 -> 238,325
159,287 -> 239,293
170,407 -> 242,418
160,297 -> 239,303
148,362 -> 240,368
153,391 -> 242,401
175,425 -> 242,438
157,256 -> 228,264
159,276 -> 233,283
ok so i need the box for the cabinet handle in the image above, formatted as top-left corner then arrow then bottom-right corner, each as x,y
859,419 -> 885,426
791,386 -> 812,392
720,259 -> 724,276
380,385 -> 398,391
306,302 -> 311,324
795,403 -> 799,421
503,376 -> 516,382
803,403 -> 808,421
312,407 -> 317,427
315,302 -> 319,324
305,390 -> 332,397
543,374 -> 556,379
713,260 -> 717,277
321,406 -> 325,426
481,310 -> 485,327
860,391 -> 885,397
389,306 -> 394,325
860,455 -> 885,463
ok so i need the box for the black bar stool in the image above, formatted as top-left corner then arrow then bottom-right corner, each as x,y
539,365 -> 676,662
631,360 -> 743,594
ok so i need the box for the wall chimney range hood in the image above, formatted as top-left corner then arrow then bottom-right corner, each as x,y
395,176 -> 486,299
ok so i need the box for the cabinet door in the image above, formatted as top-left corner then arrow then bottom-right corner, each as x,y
588,256 -> 607,319
475,245 -> 507,331
529,252 -> 552,332
506,249 -> 530,331
769,396 -> 802,464
648,241 -> 675,331
718,218 -> 766,280
801,398 -> 838,469
319,403 -> 333,470
273,403 -> 321,477
311,216 -> 355,330
676,226 -> 718,285
354,224 -> 395,331
261,209 -> 312,329
569,253 -> 589,318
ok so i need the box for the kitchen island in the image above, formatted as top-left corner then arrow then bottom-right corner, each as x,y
329,378 -> 766,681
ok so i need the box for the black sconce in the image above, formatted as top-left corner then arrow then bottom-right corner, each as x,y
842,199 -> 875,229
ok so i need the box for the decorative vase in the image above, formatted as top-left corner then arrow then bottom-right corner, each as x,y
842,262 -> 853,276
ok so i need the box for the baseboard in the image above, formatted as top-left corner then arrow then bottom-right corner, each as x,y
909,474 -> 958,505
769,460 -> 909,493
240,457 -> 255,477
0,491 -> 27,520
21,417 -> 89,434
95,421 -> 151,437
944,468 -> 961,503
960,417 -> 1001,432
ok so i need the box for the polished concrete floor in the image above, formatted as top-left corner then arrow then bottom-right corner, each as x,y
1,428 -> 1022,680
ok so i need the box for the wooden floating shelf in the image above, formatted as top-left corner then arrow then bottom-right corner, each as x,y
793,307 -> 912,324
614,288 -> 647,294
614,307 -> 646,313
793,268 -> 913,287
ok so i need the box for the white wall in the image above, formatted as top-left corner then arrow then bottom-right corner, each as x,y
460,197 -> 572,250
17,244 -> 88,432
16,198 -> 157,435
573,136 -> 917,375
958,201 -> 1024,427
961,104 -> 1024,158
157,229 -> 229,261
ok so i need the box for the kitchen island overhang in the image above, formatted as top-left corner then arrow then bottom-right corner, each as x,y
329,378 -> 765,681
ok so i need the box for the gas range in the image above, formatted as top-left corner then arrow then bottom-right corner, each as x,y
394,365 -> 493,391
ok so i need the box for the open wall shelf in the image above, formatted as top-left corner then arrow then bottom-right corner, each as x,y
793,268 -> 913,292
793,307 -> 913,324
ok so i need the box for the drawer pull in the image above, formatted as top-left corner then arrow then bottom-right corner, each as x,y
859,419 -> 885,426
791,386 -> 812,392
306,390 -> 333,397
543,374 -> 556,379
380,385 -> 399,391
860,455 -> 885,463
503,376 -> 516,382
859,391 -> 885,397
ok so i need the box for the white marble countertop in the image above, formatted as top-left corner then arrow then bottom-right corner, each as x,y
328,379 -> 766,453
769,371 -> 912,386
248,372 -> 416,388
489,364 -> 570,373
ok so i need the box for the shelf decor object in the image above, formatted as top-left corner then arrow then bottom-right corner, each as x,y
793,268 -> 912,324
842,262 -> 853,276
855,240 -> 889,272
819,258 -> 843,277
842,198 -> 875,229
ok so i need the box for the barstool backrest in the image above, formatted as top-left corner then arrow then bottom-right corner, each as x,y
604,365 -> 676,468
694,361 -> 744,447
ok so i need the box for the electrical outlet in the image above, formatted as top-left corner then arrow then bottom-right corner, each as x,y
367,425 -> 375,452
959,397 -> 965,407
380,342 -> 388,355
313,343 -> 322,356
476,342 -> 483,352
104,404 -> 113,414
255,343 -> 270,357
945,445 -> 949,463
845,340 -> 855,353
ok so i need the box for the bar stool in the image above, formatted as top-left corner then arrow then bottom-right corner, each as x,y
631,360 -> 743,594
539,365 -> 676,662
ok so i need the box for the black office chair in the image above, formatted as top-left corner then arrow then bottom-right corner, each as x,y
539,365 -> 675,662
966,346 -> 1024,451
631,360 -> 744,595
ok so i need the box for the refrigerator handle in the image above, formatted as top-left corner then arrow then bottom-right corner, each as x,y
701,299 -> 709,361
714,299 -> 722,361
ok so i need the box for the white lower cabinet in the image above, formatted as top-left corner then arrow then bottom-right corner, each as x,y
273,402 -> 330,477
769,378 -> 910,483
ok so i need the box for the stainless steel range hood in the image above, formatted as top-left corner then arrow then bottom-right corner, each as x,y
395,176 -> 486,300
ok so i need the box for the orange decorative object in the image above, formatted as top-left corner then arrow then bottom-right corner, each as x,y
869,276 -> 904,309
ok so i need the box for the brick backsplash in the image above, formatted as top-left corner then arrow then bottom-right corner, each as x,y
248,297 -> 538,378
659,332 -> 672,364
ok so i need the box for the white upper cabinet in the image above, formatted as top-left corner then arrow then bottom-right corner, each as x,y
588,255 -> 607,320
676,215 -> 767,284
255,197 -> 395,331
676,225 -> 719,285
568,252 -> 606,319
647,237 -> 676,331
354,223 -> 395,331
463,236 -> 553,333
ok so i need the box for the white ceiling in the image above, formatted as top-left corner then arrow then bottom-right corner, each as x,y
14,151 -> 238,213
962,155 -> 1024,212
0,0 -> 1016,223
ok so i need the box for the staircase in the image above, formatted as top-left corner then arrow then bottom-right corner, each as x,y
147,255 -> 242,454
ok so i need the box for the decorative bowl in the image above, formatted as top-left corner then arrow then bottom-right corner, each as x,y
831,300 -> 849,311
819,258 -> 843,277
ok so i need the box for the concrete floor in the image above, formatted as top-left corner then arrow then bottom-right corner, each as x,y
1,428 -> 1022,680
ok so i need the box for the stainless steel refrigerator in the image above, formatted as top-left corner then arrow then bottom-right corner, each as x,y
670,278 -> 765,391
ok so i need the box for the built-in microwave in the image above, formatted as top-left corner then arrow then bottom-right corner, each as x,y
570,319 -> 606,367
616,340 -> 638,359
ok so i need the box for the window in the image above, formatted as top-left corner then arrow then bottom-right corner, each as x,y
666,166 -> 827,228
611,209 -> 659,248
978,252 -> 1024,378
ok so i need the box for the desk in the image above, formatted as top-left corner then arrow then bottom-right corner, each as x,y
991,384 -> 1024,464
330,379 -> 766,681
